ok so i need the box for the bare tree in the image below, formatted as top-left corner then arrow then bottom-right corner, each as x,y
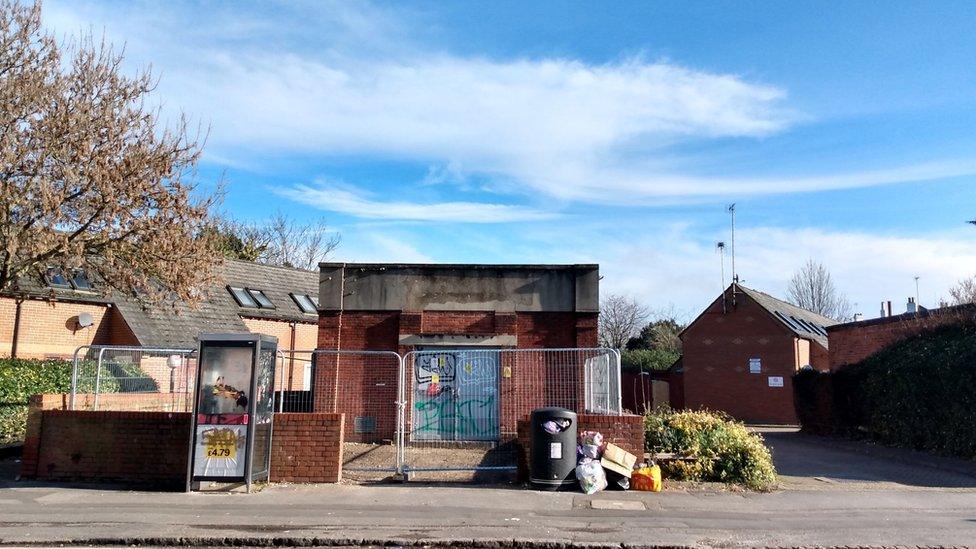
208,213 -> 340,269
786,260 -> 854,321
0,1 -> 218,306
948,276 -> 976,305
264,213 -> 340,270
599,294 -> 649,350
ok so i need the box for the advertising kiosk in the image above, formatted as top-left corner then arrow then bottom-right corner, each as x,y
186,333 -> 277,492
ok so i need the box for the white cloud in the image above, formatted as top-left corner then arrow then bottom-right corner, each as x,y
40,1 -> 822,205
39,1 -> 976,211
555,159 -> 976,202
276,183 -> 557,223
345,234 -> 435,263
591,225 -> 976,319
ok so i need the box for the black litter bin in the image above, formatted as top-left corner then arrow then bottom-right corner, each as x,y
529,407 -> 578,490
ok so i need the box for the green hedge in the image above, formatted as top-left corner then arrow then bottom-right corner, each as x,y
0,358 -> 158,445
621,348 -> 679,373
793,322 -> 976,458
644,409 -> 777,491
0,358 -> 73,445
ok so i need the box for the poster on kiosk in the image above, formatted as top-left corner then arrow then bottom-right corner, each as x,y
187,333 -> 277,491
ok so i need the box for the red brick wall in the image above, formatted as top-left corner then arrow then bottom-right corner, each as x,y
422,311 -> 496,334
828,311 -> 969,369
0,297 -> 138,359
315,309 -> 598,441
516,312 -> 597,348
20,394 -> 70,477
810,339 -> 830,370
681,293 -> 802,424
316,310 -> 598,351
30,410 -> 191,487
515,413 -> 643,482
22,397 -> 347,486
270,413 -> 345,483
317,311 -> 400,351
242,317 -> 317,391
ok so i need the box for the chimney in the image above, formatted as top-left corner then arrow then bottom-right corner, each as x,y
907,297 -> 917,314
854,313 -> 864,322
887,300 -> 893,317
880,302 -> 886,318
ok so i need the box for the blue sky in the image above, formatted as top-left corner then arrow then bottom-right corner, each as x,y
43,1 -> 976,319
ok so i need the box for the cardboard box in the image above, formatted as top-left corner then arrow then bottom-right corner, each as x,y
600,443 -> 638,479
603,443 -> 637,470
600,457 -> 633,478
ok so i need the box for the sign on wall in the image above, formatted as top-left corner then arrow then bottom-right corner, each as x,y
768,376 -> 784,388
749,358 -> 761,374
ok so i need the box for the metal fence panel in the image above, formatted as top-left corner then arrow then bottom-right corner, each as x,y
68,344 -> 620,482
400,348 -> 621,477
273,349 -> 316,413
310,349 -> 402,477
70,345 -> 196,411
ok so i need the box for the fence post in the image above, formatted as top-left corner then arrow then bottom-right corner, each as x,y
93,347 -> 108,411
613,349 -> 623,415
395,352 -> 406,476
277,350 -> 285,413
69,345 -> 88,411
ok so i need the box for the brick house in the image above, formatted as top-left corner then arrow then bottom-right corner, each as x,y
827,301 -> 976,370
680,284 -> 836,424
314,263 -> 600,442
1,259 -> 319,390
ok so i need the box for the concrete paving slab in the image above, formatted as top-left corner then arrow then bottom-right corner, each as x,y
588,499 -> 646,510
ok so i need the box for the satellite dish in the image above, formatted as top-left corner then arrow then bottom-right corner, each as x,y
76,312 -> 93,328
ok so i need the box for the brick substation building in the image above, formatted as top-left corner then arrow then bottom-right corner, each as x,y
680,284 -> 835,425
313,263 -> 601,443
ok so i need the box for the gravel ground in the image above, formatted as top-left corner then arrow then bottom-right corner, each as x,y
342,442 -> 518,483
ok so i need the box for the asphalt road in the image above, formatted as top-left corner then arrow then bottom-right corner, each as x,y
0,429 -> 974,548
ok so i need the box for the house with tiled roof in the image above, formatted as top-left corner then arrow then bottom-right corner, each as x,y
0,259 -> 319,390
678,283 -> 838,424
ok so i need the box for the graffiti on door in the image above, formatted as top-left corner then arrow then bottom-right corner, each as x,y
412,351 -> 499,441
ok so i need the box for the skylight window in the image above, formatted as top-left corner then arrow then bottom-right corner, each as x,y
228,286 -> 258,307
70,269 -> 92,290
45,267 -> 93,291
44,267 -> 72,289
774,311 -> 800,331
248,289 -> 275,309
790,316 -> 808,331
291,293 -> 317,314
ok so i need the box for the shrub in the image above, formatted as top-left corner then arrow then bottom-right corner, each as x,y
0,358 -> 158,444
644,409 -> 777,490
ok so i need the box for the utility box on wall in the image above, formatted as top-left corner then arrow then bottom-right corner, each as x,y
186,333 -> 277,492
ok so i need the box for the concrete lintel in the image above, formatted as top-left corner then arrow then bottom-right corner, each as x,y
398,334 -> 517,347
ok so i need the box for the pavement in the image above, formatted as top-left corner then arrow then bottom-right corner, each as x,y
0,428 -> 975,548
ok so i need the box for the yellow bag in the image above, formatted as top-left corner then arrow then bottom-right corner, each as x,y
631,465 -> 662,492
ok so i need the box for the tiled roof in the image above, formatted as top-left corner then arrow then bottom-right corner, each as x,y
220,260 -> 319,323
6,259 -> 319,349
114,260 -> 319,348
736,284 -> 837,348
